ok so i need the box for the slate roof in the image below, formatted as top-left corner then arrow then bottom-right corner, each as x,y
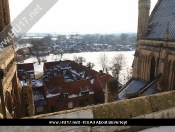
117,79 -> 147,100
116,79 -> 157,100
143,86 -> 156,96
147,0 -> 175,39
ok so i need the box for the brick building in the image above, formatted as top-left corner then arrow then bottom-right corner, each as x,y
17,63 -> 35,81
43,77 -> 94,113
33,86 -> 47,115
16,48 -> 29,56
28,60 -> 116,114
14,60 -> 118,115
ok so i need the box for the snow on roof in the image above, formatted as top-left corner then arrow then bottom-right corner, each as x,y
68,94 -> 78,98
89,91 -> 94,95
33,91 -> 44,101
61,67 -> 69,70
35,80 -> 43,87
65,79 -> 74,82
70,69 -> 79,76
80,86 -> 89,92
72,74 -> 76,77
64,75 -> 71,79
26,70 -> 34,73
46,93 -> 61,98
31,79 -> 43,87
21,81 -> 28,86
81,73 -> 85,78
90,79 -> 95,84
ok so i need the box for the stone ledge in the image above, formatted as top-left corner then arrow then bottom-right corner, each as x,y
24,90 -> 175,119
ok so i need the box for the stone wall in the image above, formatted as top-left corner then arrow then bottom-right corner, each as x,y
0,90 -> 172,131
21,85 -> 35,117
133,38 -> 175,91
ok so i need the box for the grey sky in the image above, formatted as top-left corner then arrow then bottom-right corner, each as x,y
9,0 -> 158,34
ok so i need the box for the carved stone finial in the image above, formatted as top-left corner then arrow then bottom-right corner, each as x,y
165,22 -> 169,40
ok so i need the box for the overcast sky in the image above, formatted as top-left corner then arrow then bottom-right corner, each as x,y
9,0 -> 158,34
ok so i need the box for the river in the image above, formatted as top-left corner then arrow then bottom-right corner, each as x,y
62,51 -> 135,84
23,51 -> 135,84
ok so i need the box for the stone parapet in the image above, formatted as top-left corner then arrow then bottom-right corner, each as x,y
2,62 -> 16,92
24,90 -> 175,119
0,91 -> 175,131
0,46 -> 14,70
9,90 -> 174,131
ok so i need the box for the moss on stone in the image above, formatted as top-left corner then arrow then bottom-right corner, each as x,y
147,91 -> 175,112
25,90 -> 175,119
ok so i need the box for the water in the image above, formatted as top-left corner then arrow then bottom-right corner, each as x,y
62,51 -> 135,84
23,51 -> 135,83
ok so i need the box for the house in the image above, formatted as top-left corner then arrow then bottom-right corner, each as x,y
16,47 -> 29,56
33,86 -> 48,115
43,60 -> 116,105
43,76 -> 94,113
16,60 -> 119,115
17,63 -> 35,81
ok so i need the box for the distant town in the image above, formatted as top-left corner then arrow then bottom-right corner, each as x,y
14,33 -> 136,60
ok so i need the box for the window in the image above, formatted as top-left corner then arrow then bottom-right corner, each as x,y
36,106 -> 43,113
63,104 -> 67,107
57,96 -> 64,102
51,106 -> 55,112
63,70 -> 66,76
81,91 -> 89,95
30,74 -> 34,79
46,72 -> 50,75
54,72 -> 57,76
68,102 -> 73,108
79,100 -> 84,106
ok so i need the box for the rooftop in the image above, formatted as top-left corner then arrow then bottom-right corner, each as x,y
116,79 -> 157,100
147,0 -> 175,39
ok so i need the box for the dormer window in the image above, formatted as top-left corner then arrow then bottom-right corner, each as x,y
81,91 -> 89,95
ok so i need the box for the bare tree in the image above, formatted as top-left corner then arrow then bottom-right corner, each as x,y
73,55 -> 86,64
86,62 -> 95,69
60,52 -> 63,59
110,53 -> 126,80
126,67 -> 133,81
98,53 -> 109,73
31,40 -> 47,65
41,34 -> 53,47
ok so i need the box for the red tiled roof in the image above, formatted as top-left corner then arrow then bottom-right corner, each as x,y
44,76 -> 67,95
66,79 -> 93,95
17,63 -> 34,71
16,47 -> 29,54
97,75 -> 113,90
44,60 -> 71,69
